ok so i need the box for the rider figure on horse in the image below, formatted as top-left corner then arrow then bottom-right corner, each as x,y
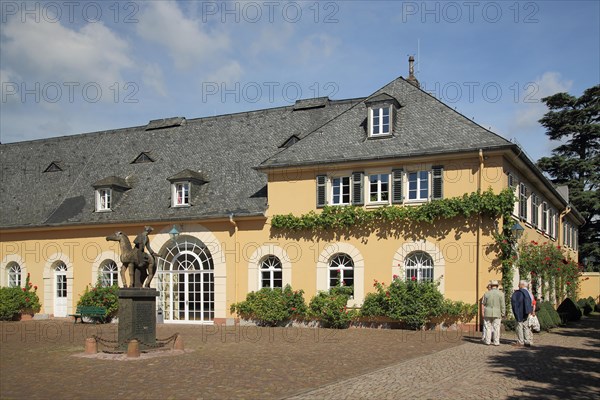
134,226 -> 156,265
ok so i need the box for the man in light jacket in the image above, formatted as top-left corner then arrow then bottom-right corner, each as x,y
482,280 -> 505,346
511,280 -> 534,347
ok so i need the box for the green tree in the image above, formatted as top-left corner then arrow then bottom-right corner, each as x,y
537,85 -> 600,271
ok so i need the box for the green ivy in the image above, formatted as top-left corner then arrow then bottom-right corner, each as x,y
271,188 -> 515,230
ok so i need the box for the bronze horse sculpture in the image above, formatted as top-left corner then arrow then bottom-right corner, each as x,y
106,231 -> 156,288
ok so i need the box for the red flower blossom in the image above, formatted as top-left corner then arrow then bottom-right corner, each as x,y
27,273 -> 30,277
385,291 -> 390,297
28,282 -> 32,287
33,285 -> 37,290
291,307 -> 296,311
544,257 -> 550,261
557,268 -> 561,271
411,276 -> 416,281
566,282 -> 571,285
22,288 -> 26,292
25,297 -> 30,302
393,274 -> 399,280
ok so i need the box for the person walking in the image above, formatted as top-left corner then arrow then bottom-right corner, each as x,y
481,283 -> 492,341
482,280 -> 505,346
511,280 -> 534,347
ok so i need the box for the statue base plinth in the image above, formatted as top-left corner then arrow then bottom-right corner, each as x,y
118,288 -> 159,350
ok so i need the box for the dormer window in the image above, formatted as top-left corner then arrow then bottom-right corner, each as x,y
365,92 -> 399,138
370,106 -> 391,136
167,169 -> 209,208
96,188 -> 112,211
172,182 -> 190,207
92,176 -> 130,213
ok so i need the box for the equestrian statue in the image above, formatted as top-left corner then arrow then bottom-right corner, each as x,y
106,226 -> 156,288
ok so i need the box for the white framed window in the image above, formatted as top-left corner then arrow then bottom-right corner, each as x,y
531,193 -> 539,227
259,255 -> 283,289
99,260 -> 119,287
519,183 -> 528,220
95,188 -> 112,211
542,202 -> 549,232
369,173 -> 390,203
404,251 -> 434,282
172,182 -> 190,206
331,176 -> 351,205
328,253 -> 354,290
7,262 -> 22,288
370,106 -> 391,136
407,171 -> 429,201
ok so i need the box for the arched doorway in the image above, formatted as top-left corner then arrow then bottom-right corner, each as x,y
156,236 -> 214,323
54,262 -> 68,317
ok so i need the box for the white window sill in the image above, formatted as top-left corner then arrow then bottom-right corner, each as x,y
95,209 -> 112,213
404,199 -> 428,205
366,202 -> 390,208
368,133 -> 393,139
172,204 -> 191,208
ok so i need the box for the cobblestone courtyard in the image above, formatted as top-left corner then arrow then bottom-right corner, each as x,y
1,315 -> 598,399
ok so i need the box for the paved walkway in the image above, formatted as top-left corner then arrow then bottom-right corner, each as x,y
288,315 -> 600,400
1,315 -> 598,399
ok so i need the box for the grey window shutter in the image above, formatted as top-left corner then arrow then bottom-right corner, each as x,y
508,173 -> 515,188
316,175 -> 327,208
392,169 -> 403,204
352,171 -> 364,205
432,165 -> 444,200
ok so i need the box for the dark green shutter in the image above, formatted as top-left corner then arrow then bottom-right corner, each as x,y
392,169 -> 403,204
352,172 -> 364,205
316,175 -> 327,208
432,165 -> 443,200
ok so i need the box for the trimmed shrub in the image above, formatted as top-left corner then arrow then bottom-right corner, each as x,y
360,278 -> 468,329
77,280 -> 119,322
0,287 -> 24,320
586,297 -> 597,313
230,285 -> 306,326
308,286 -> 357,329
577,299 -> 593,316
502,318 -> 516,331
539,301 -> 561,327
557,298 -> 582,322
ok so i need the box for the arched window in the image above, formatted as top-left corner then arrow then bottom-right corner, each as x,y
404,251 -> 434,282
259,255 -> 282,289
99,260 -> 119,287
7,262 -> 22,288
328,253 -> 354,289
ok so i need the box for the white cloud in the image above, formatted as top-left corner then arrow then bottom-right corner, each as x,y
1,18 -> 133,88
297,34 -> 339,64
142,64 -> 167,97
205,61 -> 243,84
135,2 -> 231,70
511,72 -> 573,131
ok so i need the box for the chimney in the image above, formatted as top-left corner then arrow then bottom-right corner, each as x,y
406,55 -> 420,88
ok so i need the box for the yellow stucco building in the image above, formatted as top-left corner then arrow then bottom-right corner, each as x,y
1,65 -> 584,324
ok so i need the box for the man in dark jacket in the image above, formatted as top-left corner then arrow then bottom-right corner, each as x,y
511,280 -> 533,347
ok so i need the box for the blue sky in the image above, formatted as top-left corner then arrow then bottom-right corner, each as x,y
1,0 -> 598,162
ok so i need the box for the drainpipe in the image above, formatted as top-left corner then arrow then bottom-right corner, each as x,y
476,149 -> 484,331
229,213 -> 238,305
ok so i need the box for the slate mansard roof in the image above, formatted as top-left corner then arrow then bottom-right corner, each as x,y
0,98 -> 358,228
259,77 -> 512,168
1,76 -> 575,229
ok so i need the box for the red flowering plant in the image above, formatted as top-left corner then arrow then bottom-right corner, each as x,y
19,273 -> 42,315
517,241 -> 580,303
77,278 -> 118,322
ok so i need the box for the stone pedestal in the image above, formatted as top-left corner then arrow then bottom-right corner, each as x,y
118,288 -> 159,350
